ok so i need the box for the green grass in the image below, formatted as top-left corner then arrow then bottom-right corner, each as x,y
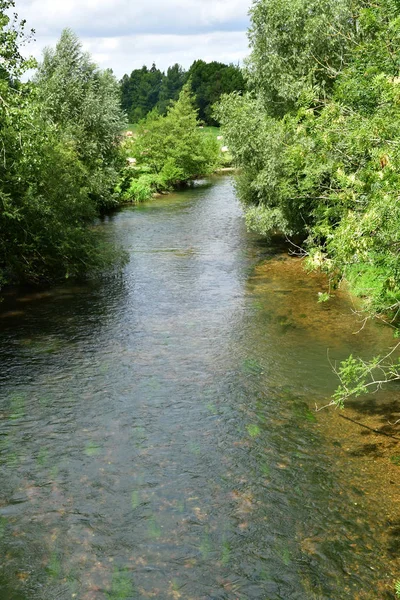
123,123 -> 222,141
202,126 -> 220,136
202,126 -> 224,147
123,124 -> 139,134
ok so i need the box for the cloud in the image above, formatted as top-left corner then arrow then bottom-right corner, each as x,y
19,0 -> 250,36
90,32 -> 249,75
16,0 -> 250,77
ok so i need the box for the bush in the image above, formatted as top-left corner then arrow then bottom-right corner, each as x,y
215,0 -> 400,402
119,173 -> 161,203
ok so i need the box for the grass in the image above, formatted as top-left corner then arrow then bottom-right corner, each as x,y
123,123 -> 223,143
124,123 -> 139,134
202,126 -> 220,136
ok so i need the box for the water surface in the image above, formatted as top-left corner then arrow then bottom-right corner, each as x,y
0,176 -> 399,599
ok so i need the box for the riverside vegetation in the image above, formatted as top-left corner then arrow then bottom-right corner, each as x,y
0,1 -> 223,290
117,85 -> 225,204
0,5 -> 127,287
215,0 -> 400,408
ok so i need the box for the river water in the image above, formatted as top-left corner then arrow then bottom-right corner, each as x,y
0,176 -> 399,599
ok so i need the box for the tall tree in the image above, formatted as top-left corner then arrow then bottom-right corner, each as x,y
247,0 -> 355,116
120,64 -> 164,123
188,60 -> 246,124
157,63 -> 187,114
35,29 -> 126,210
0,21 -> 126,287
133,84 -> 220,179
216,0 -> 400,405
120,60 -> 246,126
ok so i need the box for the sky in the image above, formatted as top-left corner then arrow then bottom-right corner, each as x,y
15,0 -> 252,79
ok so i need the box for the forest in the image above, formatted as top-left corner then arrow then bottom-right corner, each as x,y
120,60 -> 246,125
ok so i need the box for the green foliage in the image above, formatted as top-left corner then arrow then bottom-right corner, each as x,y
331,345 -> 400,407
118,85 -> 220,202
332,355 -> 374,408
215,93 -> 306,237
247,0 -> 355,116
317,292 -> 331,303
217,0 -> 400,402
159,158 -> 185,188
396,580 -> 400,598
117,172 -> 160,203
0,0 -> 36,80
188,59 -> 246,125
0,18 -> 127,287
35,29 -> 127,211
157,63 -> 187,114
120,63 -> 164,122
217,0 -> 400,313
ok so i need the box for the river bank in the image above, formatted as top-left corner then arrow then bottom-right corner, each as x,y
247,252 -> 400,595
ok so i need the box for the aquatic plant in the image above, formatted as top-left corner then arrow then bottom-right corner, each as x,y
246,424 -> 261,438
131,491 -> 140,510
107,568 -> 135,600
84,442 -> 102,457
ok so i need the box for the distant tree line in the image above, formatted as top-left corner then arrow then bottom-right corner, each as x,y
120,60 -> 246,126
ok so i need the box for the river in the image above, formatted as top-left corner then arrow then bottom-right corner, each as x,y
0,175 -> 399,599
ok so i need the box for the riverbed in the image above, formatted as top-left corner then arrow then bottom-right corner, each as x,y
0,175 -> 399,599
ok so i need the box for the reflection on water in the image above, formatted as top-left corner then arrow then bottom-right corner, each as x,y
0,176 -> 399,599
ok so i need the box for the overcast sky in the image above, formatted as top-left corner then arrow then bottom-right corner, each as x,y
16,0 -> 252,79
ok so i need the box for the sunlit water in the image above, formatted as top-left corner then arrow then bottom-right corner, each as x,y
0,176 -> 399,599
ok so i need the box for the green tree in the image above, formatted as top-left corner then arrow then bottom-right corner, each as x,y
35,29 -> 126,210
118,84 -> 220,202
188,60 -> 246,125
157,63 -> 187,114
137,84 -> 219,177
246,0 -> 356,116
120,60 -> 246,126
217,0 -> 400,403
0,20 -> 126,287
120,64 -> 164,123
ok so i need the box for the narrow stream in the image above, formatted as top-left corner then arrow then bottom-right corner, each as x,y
0,176 -> 399,599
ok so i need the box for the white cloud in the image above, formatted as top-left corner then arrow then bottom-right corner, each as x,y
16,0 -> 251,77
18,0 -> 249,35
89,31 -> 248,73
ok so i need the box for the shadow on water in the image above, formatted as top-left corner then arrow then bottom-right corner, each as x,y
0,176 -> 399,599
